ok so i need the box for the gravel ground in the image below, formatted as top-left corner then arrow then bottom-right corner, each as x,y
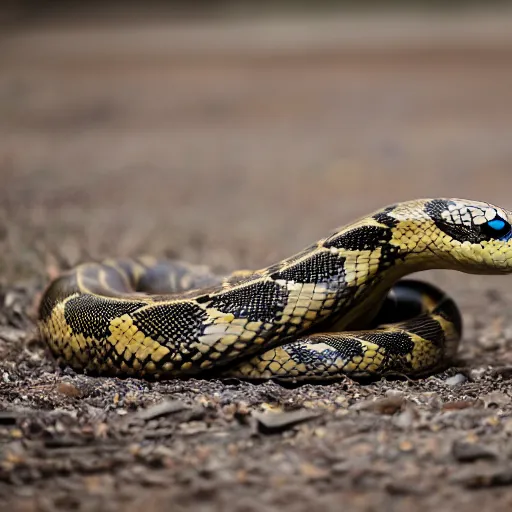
2,13 -> 512,512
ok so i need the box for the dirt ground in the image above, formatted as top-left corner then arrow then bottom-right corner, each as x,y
2,12 -> 512,512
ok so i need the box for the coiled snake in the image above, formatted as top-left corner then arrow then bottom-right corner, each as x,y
39,199 -> 512,380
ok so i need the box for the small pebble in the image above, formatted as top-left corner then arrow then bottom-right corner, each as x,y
452,441 -> 497,463
490,366 -> 512,380
0,326 -> 26,344
299,463 -> 330,481
385,389 -> 404,399
418,392 -> 443,409
137,400 -> 188,421
351,397 -> 404,415
480,391 -> 511,409
469,368 -> 487,381
444,374 -> 467,387
393,407 -> 417,429
442,399 -> 482,411
253,408 -> 322,434
57,381 -> 81,398
452,466 -> 512,488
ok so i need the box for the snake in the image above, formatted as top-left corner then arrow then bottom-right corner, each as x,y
38,198 -> 512,381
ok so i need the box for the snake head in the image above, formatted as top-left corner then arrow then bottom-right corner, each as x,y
423,198 -> 512,273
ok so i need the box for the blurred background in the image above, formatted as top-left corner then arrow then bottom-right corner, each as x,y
2,1 -> 512,284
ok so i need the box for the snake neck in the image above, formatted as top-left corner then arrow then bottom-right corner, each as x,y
262,202 -> 450,332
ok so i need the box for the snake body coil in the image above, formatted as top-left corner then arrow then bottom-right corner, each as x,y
39,199 -> 512,380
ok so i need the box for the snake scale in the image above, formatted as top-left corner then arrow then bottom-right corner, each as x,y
38,199 -> 512,381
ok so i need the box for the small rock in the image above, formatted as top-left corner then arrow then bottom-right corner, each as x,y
444,374 -> 467,387
490,366 -> 512,380
386,480 -> 425,496
399,440 -> 414,452
0,326 -> 26,344
56,382 -> 81,398
385,389 -> 405,399
9,429 -> 23,439
503,418 -> 512,434
393,407 -> 418,429
484,416 -> 501,427
253,408 -> 322,434
452,466 -> 512,488
331,458 -> 373,475
331,461 -> 352,474
179,421 -> 208,436
481,391 -> 511,409
351,397 -> 404,415
417,392 -> 443,410
452,441 -> 497,463
299,463 -> 330,480
442,399 -> 482,411
478,317 -> 506,350
469,368 -> 487,381
137,400 -> 189,421
94,423 -> 109,439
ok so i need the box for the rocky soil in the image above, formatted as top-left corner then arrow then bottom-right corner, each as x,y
2,13 -> 512,511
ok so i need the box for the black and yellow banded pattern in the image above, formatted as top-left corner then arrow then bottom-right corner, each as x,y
39,198 -> 512,380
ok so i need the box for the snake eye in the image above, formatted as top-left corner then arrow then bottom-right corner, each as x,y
481,218 -> 512,241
